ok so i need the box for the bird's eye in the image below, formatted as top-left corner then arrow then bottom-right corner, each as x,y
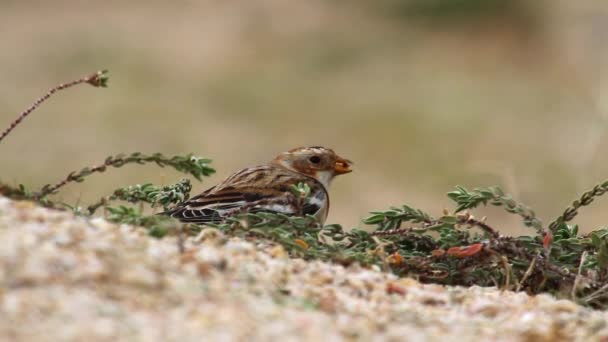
309,156 -> 321,164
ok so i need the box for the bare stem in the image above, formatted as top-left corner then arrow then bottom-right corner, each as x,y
516,252 -> 539,292
571,251 -> 588,300
371,226 -> 416,237
36,161 -> 111,199
0,70 -> 108,144
457,212 -> 500,239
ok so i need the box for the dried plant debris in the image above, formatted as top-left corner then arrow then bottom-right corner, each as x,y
1,197 -> 608,341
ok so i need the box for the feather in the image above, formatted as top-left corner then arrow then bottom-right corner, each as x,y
164,165 -> 328,224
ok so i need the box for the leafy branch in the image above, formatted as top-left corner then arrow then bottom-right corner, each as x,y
549,180 -> 608,234
447,186 -> 543,233
35,153 -> 214,199
87,178 -> 192,214
364,205 -> 434,231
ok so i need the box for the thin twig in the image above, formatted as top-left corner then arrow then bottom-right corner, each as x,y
372,227 -> 415,237
37,161 -> 112,199
494,236 -> 574,281
500,255 -> 511,290
0,70 -> 108,144
457,213 -> 500,239
571,251 -> 588,300
516,252 -> 539,292
485,248 -> 512,290
582,283 -> 608,303
87,196 -> 109,215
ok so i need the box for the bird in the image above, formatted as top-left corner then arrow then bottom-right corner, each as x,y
164,146 -> 352,225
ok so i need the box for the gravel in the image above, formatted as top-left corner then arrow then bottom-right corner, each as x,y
1,196 -> 607,341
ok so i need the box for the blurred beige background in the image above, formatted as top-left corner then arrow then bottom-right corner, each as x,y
2,1 -> 608,234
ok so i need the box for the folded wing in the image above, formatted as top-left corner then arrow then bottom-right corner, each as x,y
164,166 -> 328,224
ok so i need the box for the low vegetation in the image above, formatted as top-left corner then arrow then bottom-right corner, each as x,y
2,71 -> 608,309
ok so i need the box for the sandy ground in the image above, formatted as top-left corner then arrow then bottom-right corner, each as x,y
0,196 -> 607,341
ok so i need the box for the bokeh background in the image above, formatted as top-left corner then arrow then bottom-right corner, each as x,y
2,1 -> 608,234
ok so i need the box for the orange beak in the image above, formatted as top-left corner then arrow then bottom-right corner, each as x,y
334,157 -> 352,175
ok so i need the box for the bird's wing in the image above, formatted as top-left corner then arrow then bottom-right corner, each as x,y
165,166 -> 326,224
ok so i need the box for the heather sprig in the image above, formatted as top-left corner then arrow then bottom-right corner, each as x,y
87,178 -> 192,214
364,205 -> 434,231
549,180 -> 608,234
447,186 -> 543,233
36,153 -> 214,199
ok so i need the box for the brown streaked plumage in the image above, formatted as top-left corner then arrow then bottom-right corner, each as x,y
164,146 -> 352,224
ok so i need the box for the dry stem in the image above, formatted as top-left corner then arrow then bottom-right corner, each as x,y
0,70 -> 108,144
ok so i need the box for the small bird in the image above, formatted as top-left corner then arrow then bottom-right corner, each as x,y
165,146 -> 352,225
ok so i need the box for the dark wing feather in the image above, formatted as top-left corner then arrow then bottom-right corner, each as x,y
165,188 -> 257,224
164,166 -> 324,224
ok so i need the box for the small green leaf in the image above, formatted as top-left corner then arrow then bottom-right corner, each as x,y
439,215 -> 458,224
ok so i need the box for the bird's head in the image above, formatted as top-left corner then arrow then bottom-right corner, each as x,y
271,146 -> 352,188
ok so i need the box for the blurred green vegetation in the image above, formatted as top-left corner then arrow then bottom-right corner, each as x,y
371,0 -> 536,26
1,0 -> 607,233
